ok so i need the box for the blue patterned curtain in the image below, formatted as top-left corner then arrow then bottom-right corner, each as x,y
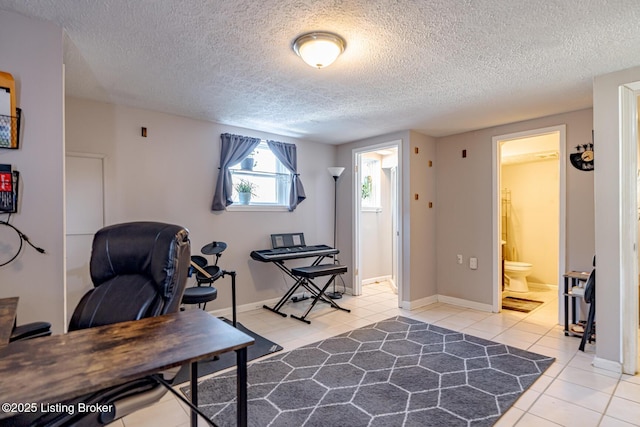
211,133 -> 261,211
267,140 -> 306,211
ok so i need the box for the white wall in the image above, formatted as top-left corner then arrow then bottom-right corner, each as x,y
0,11 -> 65,332
65,98 -> 336,311
436,109 -> 594,305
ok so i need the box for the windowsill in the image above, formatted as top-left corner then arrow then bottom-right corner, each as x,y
226,204 -> 289,212
362,207 -> 382,213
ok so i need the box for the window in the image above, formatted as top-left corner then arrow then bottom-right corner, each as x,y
361,156 -> 381,210
212,133 -> 305,212
229,141 -> 290,208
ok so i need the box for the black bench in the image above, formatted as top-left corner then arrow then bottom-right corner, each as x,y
290,264 -> 350,324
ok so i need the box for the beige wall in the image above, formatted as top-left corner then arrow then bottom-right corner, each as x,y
337,130 -> 437,307
409,131 -> 438,302
593,66 -> 640,367
436,109 -> 594,305
502,159 -> 559,285
65,98 -> 336,311
0,11 -> 65,332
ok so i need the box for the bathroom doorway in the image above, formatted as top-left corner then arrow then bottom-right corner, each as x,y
352,141 -> 401,304
492,126 -> 566,317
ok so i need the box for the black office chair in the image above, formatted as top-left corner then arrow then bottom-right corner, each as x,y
579,267 -> 596,351
9,320 -> 51,342
11,221 -> 191,426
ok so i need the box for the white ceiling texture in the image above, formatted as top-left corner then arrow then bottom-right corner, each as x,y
2,0 -> 640,144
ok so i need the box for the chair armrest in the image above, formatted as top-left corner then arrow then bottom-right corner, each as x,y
10,321 -> 52,342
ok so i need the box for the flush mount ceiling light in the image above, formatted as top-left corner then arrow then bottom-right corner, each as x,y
292,32 -> 346,69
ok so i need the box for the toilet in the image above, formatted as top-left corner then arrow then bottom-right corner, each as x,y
504,261 -> 533,292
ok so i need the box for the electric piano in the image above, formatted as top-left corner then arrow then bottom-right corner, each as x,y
251,233 -> 343,319
250,244 -> 337,262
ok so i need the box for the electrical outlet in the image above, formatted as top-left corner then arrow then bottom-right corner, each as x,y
470,257 -> 478,270
456,254 -> 463,264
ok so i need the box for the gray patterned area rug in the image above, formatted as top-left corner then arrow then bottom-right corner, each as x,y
185,316 -> 554,426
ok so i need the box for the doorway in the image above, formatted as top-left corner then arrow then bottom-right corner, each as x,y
353,141 -> 402,305
492,126 -> 566,315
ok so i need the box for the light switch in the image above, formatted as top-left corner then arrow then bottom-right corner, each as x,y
470,257 -> 478,270
457,254 -> 463,264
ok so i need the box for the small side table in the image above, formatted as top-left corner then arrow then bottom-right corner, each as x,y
563,271 -> 590,336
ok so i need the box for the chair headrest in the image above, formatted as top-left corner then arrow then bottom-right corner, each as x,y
90,222 -> 190,300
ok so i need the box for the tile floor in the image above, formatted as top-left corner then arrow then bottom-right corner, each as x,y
111,282 -> 640,427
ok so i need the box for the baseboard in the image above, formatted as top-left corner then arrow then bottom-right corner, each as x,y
388,279 -> 397,293
362,275 -> 392,286
207,291 -> 490,318
592,356 -> 623,374
401,294 -> 493,313
206,291 -> 311,318
437,295 -> 494,312
402,295 -> 438,311
528,282 -> 558,291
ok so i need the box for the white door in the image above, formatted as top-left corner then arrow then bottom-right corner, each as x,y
65,154 -> 105,327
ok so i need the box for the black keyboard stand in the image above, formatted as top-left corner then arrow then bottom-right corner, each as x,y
262,256 -> 329,317
252,244 -> 343,321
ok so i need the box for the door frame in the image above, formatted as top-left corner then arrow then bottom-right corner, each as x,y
620,82 -> 639,375
352,140 -> 402,303
491,125 -> 567,313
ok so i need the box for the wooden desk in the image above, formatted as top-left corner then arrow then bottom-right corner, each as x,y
0,297 -> 18,346
0,309 -> 254,426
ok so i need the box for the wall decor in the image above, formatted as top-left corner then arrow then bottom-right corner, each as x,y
0,71 -> 19,149
569,131 -> 594,171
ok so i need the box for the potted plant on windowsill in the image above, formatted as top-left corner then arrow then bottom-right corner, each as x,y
234,179 -> 257,205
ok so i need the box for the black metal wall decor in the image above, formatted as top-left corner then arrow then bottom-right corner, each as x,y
570,131 -> 594,172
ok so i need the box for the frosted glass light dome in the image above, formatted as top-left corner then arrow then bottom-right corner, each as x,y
293,32 -> 345,69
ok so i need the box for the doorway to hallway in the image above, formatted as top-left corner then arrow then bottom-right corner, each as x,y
352,141 -> 401,306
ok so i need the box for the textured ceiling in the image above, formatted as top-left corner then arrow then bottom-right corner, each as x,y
1,1 -> 640,144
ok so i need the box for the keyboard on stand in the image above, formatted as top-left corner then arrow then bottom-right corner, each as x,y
251,238 -> 345,322
250,244 -> 337,262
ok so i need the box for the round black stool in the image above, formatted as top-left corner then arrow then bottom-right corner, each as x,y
182,285 -> 218,307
